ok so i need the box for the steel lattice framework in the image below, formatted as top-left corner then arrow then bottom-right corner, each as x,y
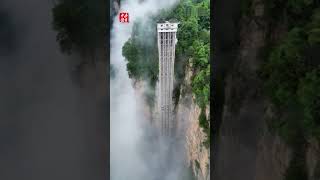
157,21 -> 178,136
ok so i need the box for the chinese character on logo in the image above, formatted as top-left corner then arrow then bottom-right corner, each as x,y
119,12 -> 129,23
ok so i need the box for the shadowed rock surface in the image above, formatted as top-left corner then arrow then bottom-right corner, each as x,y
213,0 -> 320,180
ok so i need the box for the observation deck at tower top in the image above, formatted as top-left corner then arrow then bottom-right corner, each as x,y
157,21 -> 179,32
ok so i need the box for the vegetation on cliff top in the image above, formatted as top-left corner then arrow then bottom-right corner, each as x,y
259,1 -> 320,179
261,6 -> 320,144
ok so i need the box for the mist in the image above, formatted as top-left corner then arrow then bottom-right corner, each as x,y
0,0 -> 107,179
110,0 -> 191,180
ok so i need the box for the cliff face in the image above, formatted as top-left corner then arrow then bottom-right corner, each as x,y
306,139 -> 320,180
176,60 -> 210,180
185,103 -> 210,180
213,0 -> 271,179
213,0 -> 320,180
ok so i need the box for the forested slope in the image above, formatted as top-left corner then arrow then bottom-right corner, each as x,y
213,0 -> 320,179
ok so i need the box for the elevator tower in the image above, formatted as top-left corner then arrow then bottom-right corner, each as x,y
157,21 -> 178,136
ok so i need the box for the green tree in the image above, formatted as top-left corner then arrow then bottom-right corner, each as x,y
298,69 -> 320,138
197,0 -> 210,30
261,28 -> 307,107
52,0 -> 106,54
306,8 -> 320,45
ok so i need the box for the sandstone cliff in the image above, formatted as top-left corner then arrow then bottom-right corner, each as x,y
176,60 -> 210,180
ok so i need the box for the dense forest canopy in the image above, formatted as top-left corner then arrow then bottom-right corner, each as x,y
258,1 -> 320,179
261,3 -> 320,143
